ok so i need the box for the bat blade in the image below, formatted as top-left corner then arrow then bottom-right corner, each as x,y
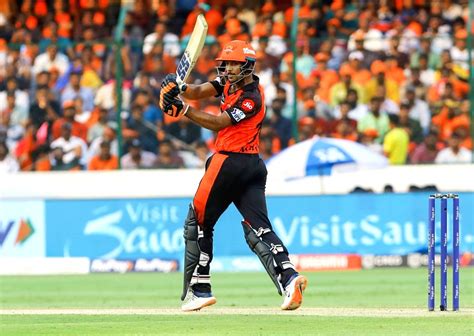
176,14 -> 208,85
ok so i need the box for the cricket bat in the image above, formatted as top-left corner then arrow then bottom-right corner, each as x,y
176,14 -> 208,86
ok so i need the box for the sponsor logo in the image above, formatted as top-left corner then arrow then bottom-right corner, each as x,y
65,203 -> 184,259
230,108 -> 246,122
134,258 -> 178,272
90,259 -> 133,273
271,215 -> 427,249
241,99 -> 254,112
0,218 -> 35,247
362,254 -> 404,269
290,254 -> 362,271
223,46 -> 234,54
90,258 -> 179,273
243,47 -> 256,55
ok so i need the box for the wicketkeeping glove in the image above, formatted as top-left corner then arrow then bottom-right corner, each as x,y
163,98 -> 185,118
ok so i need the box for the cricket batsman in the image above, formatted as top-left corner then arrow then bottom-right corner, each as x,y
159,40 -> 308,311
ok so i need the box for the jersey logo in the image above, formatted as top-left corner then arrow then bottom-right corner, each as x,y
241,99 -> 255,112
230,108 -> 246,122
243,47 -> 256,55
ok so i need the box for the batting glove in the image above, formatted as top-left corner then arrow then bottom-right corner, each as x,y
163,98 -> 186,118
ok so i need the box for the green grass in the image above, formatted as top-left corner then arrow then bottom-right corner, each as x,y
2,315 -> 473,336
1,268 -> 474,335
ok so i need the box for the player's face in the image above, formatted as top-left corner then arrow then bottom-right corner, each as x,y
225,61 -> 244,83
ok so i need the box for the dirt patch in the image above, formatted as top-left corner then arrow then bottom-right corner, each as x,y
1,308 -> 473,317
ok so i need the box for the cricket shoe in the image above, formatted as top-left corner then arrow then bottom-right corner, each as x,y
181,288 -> 217,312
281,274 -> 308,310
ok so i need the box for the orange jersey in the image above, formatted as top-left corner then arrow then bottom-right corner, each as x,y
211,75 -> 265,154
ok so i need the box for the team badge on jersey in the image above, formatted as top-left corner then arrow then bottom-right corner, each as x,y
230,107 -> 246,122
241,99 -> 255,112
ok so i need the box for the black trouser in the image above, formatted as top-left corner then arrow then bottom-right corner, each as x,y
192,152 -> 294,287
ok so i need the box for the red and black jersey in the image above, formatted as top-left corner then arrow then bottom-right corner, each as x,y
210,75 -> 265,154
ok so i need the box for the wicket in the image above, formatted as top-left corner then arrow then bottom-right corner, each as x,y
428,193 -> 460,311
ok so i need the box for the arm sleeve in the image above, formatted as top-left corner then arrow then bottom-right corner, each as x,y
209,77 -> 225,97
224,91 -> 262,125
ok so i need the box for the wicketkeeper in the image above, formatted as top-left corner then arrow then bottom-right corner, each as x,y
159,40 -> 308,312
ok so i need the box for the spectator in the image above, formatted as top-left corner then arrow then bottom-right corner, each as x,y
181,2 -> 223,39
133,89 -> 162,125
280,39 -> 315,82
51,100 -> 88,142
433,98 -> 470,141
450,29 -> 470,72
0,141 -> 19,172
179,140 -> 211,169
359,128 -> 383,155
259,134 -> 274,162
330,63 -> 367,107
143,21 -> 180,57
166,116 -> 202,147
268,98 -> 292,150
331,118 -> 358,141
50,122 -> 87,169
154,139 -> 185,169
61,70 -> 95,113
333,88 -> 368,121
254,50 -> 273,91
28,86 -> 61,133
87,125 -> 119,164
426,15 -> 452,55
346,51 -> 372,86
32,144 -> 52,171
375,86 -> 399,116
311,52 -> 339,103
399,102 -> 423,145
72,97 -> 92,125
87,107 -> 110,143
366,60 -> 400,104
410,34 -> 441,70
0,77 -> 30,113
32,44 -> 69,76
383,114 -> 409,165
404,86 -> 431,135
384,35 -> 410,69
194,140 -> 211,168
264,71 -> 294,111
329,100 -> 357,135
410,131 -> 442,164
125,104 -> 159,153
121,138 -> 156,169
1,92 -> 28,142
435,131 -> 472,164
347,29 -> 381,68
259,119 -> 281,157
357,96 -> 390,143
401,66 -> 428,101
94,79 -> 131,113
88,140 -> 119,170
297,116 -> 316,142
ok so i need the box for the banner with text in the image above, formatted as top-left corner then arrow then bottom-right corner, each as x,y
45,193 -> 474,263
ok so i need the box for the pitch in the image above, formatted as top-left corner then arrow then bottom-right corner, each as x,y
1,268 -> 473,335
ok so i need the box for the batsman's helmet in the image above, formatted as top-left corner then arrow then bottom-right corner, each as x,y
215,40 -> 257,63
215,40 -> 256,83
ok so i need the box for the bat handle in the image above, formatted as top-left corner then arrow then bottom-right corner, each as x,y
182,103 -> 190,116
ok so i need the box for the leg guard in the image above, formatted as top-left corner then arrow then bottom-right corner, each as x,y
242,220 -> 295,296
181,204 -> 209,300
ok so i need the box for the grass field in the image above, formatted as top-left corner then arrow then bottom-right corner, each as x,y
1,268 -> 473,335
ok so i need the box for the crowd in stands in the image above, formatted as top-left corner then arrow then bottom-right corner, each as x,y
0,0 -> 472,173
